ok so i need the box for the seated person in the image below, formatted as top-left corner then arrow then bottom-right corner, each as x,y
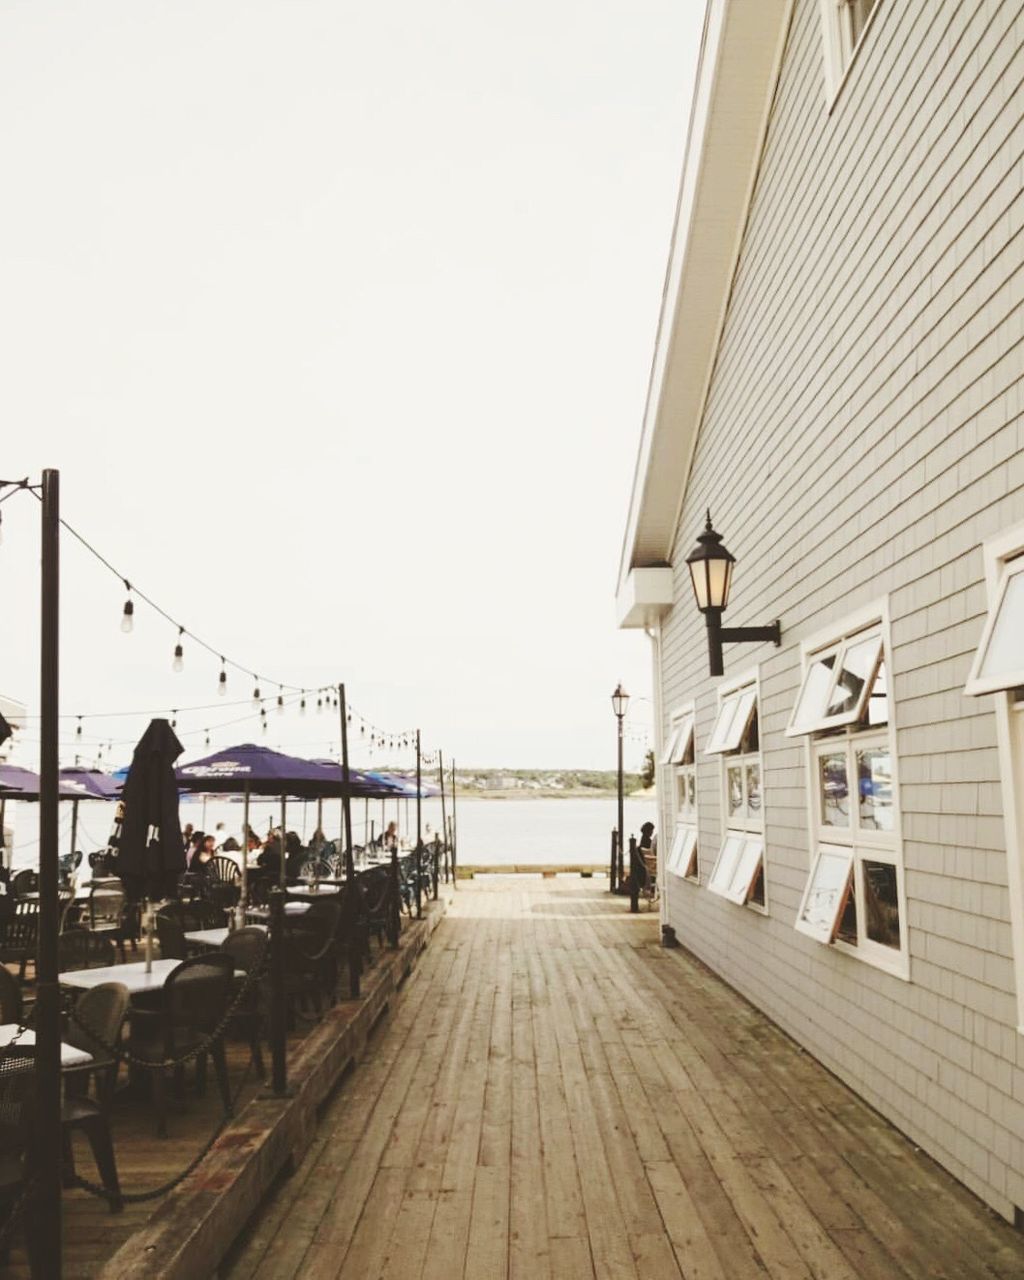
284,831 -> 306,880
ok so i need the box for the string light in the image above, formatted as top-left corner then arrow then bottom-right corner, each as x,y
76,717 -> 82,739
171,711 -> 178,730
172,627 -> 185,673
300,693 -> 307,716
316,695 -> 322,714
218,661 -> 227,696
252,682 -> 261,709
276,688 -> 285,716
121,583 -> 134,634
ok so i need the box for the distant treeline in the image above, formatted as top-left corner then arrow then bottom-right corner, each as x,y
448,768 -> 647,793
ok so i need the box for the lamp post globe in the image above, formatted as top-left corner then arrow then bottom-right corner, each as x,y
684,510 -> 735,614
611,683 -> 630,719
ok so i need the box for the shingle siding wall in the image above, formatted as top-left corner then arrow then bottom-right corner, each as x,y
658,0 -> 1024,1220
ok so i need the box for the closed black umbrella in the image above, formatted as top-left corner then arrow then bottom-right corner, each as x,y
118,718 -> 185,900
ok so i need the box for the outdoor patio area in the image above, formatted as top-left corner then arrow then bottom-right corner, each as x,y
225,875 -> 1024,1280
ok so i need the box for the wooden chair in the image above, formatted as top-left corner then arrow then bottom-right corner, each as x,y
86,885 -> 127,961
219,927 -> 267,1077
9,870 -> 36,899
0,903 -> 39,981
205,856 -> 242,909
127,954 -> 235,1137
61,982 -> 129,1210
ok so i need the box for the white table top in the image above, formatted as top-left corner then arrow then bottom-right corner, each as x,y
59,958 -> 181,993
0,1024 -> 93,1068
246,901 -> 310,920
287,884 -> 340,896
185,924 -> 266,947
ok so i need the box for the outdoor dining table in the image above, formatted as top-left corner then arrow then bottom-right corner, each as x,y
246,901 -> 311,921
185,924 -> 267,949
59,959 -> 183,994
287,884 -> 341,896
0,1024 -> 93,1068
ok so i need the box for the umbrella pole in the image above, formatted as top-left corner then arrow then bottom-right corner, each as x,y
36,467 -> 63,1277
241,784 -> 250,913
338,683 -> 360,998
364,797 -> 368,849
280,795 -> 286,887
0,796 -> 5,871
317,797 -> 323,845
70,797 -> 79,858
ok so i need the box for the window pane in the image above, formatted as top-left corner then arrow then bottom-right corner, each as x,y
791,652 -> 837,732
866,660 -> 888,725
828,635 -> 882,718
709,835 -> 744,895
684,834 -> 699,879
863,861 -> 901,949
687,773 -> 696,808
727,766 -> 744,818
797,847 -> 853,941
707,696 -> 738,754
728,688 -> 757,752
858,748 -> 893,831
727,838 -> 763,904
745,763 -> 761,820
819,752 -> 850,827
676,773 -> 688,812
979,571 -> 1024,683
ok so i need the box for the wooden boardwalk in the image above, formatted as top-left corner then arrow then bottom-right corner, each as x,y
224,877 -> 1024,1280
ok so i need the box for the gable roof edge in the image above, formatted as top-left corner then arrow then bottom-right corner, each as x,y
617,0 -> 796,598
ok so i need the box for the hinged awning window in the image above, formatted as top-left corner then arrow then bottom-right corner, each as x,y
965,559 -> 1024,696
708,834 -> 763,904
667,825 -> 697,877
787,631 -> 884,735
706,687 -> 756,755
795,845 -> 854,944
660,714 -> 695,766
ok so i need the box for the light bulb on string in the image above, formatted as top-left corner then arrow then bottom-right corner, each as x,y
205,730 -> 211,748
252,682 -> 261,709
300,693 -> 307,717
76,717 -> 82,739
218,661 -> 227,696
172,627 -> 185,673
276,688 -> 284,716
316,695 -> 322,714
121,583 -> 134,633
171,711 -> 178,730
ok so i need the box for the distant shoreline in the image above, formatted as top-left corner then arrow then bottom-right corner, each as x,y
452,789 -> 655,801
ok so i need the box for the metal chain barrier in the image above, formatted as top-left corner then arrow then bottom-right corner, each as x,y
69,1052 -> 258,1205
67,959 -> 266,1072
0,1175 -> 37,1255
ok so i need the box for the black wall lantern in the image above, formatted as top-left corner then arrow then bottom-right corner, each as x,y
685,511 -> 781,677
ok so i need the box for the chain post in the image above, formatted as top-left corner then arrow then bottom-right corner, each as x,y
388,844 -> 400,948
629,836 -> 640,915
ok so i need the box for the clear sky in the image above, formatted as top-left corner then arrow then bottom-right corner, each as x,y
0,0 -> 701,773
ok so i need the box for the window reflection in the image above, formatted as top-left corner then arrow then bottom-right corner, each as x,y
866,660 -> 888,725
858,748 -> 893,831
746,763 -> 761,818
687,773 -> 696,808
864,861 -> 900,949
819,752 -> 849,827
727,766 -> 743,817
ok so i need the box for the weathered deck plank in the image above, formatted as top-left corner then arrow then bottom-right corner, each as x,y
225,877 -> 1024,1280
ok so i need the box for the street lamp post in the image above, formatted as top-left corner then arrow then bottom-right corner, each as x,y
611,683 -> 629,894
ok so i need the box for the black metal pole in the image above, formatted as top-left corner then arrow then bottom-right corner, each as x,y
609,828 -> 617,891
617,711 -> 625,894
629,836 -> 640,914
35,467 -> 63,1276
450,759 -> 457,887
339,684 -> 360,998
269,885 -> 287,1094
438,751 -> 449,885
414,730 -> 422,919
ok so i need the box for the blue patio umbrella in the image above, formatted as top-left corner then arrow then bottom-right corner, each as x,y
0,765 -> 121,863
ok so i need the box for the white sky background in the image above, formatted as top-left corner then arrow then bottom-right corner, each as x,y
0,0 -> 700,773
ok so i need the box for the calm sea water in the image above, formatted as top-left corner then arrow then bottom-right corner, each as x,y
2,795 -> 658,873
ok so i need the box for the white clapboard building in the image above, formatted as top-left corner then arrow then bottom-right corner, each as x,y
618,0 -> 1024,1223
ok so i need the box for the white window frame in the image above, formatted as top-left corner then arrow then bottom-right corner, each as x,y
666,702 -> 699,882
792,600 -> 908,978
969,523 -> 1024,1033
707,668 -> 766,911
817,0 -> 884,106
964,555 -> 1024,696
